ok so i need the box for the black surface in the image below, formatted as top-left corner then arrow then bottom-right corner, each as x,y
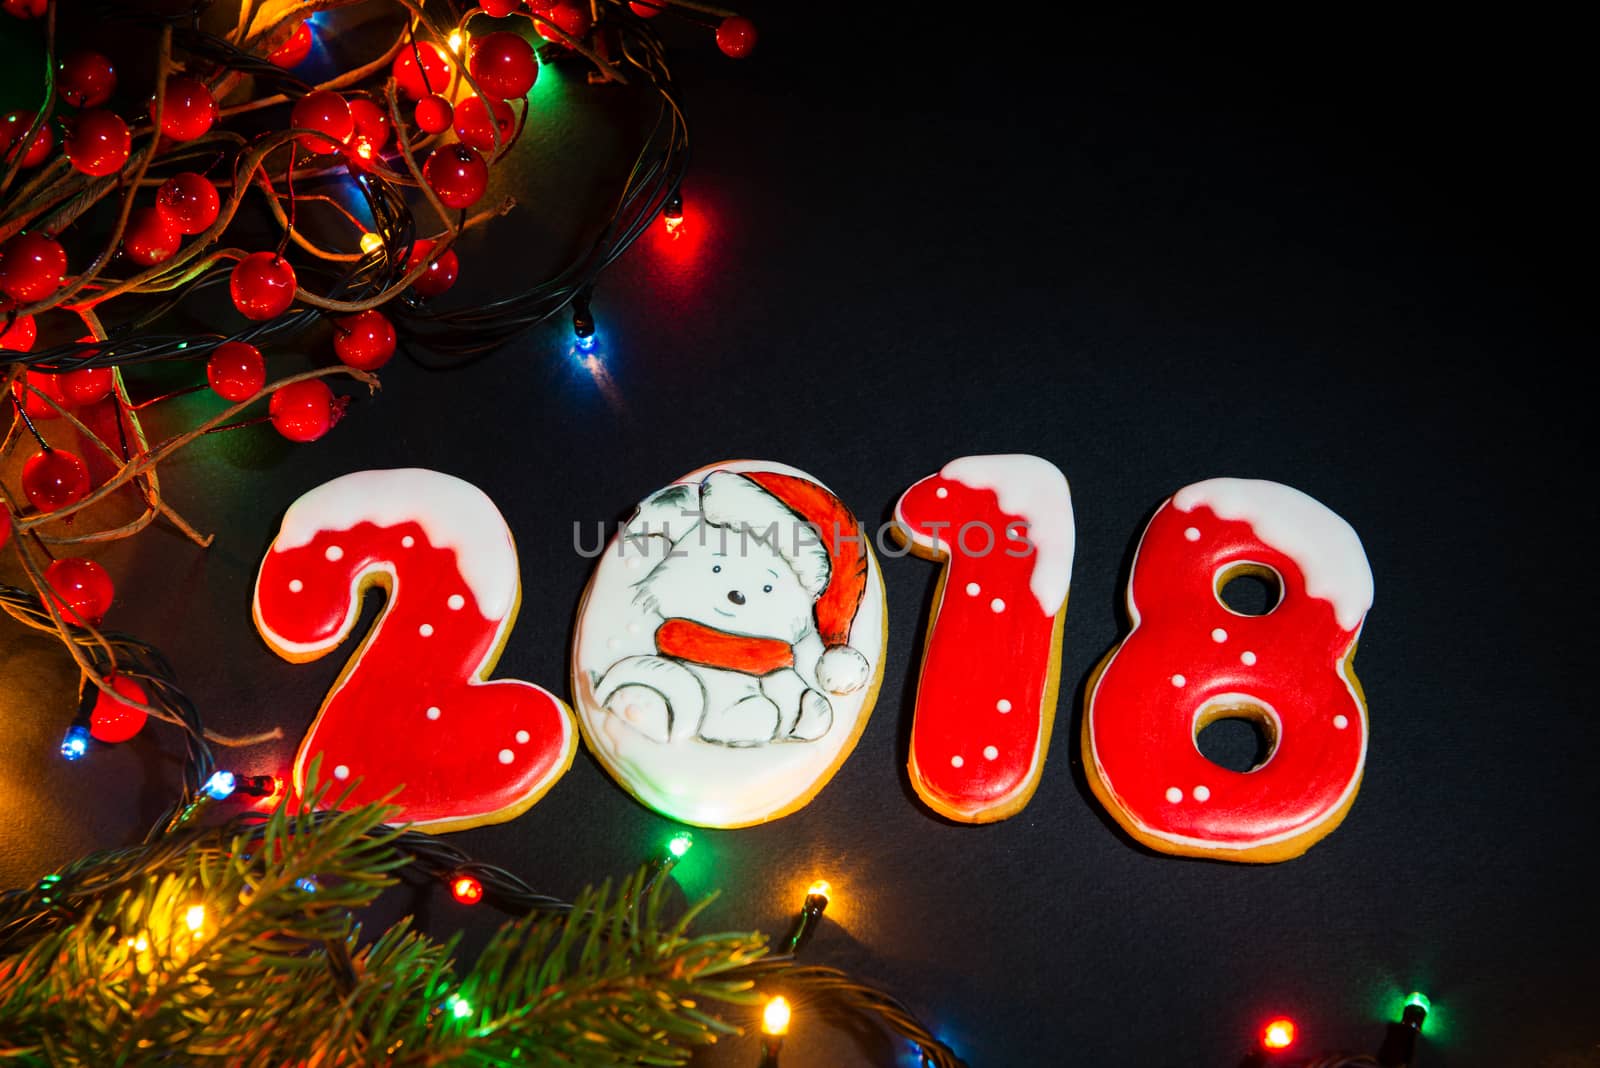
3,9 -> 1596,1067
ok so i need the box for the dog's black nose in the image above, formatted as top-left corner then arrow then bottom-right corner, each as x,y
727,590 -> 746,605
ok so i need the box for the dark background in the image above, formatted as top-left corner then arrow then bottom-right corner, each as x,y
3,7 -> 1596,1067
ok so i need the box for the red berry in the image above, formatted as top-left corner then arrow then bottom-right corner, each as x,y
230,252 -> 297,320
349,97 -> 391,149
10,369 -> 66,419
207,341 -> 265,401
392,41 -> 453,100
1,300 -> 36,351
59,366 -> 115,406
0,232 -> 67,302
290,90 -> 353,153
332,309 -> 396,370
21,448 -> 91,512
155,172 -> 221,235
57,50 -> 117,108
469,31 -> 538,100
2,111 -> 53,168
715,16 -> 757,58
44,557 -> 114,626
405,239 -> 459,297
424,144 -> 488,209
414,94 -> 453,134
482,0 -> 521,14
453,94 -> 515,153
537,2 -> 592,42
65,109 -> 130,176
90,676 -> 147,743
269,379 -> 336,442
123,207 -> 181,267
267,20 -> 314,68
0,513 -> 9,551
629,1 -> 661,16
2,0 -> 48,18
150,76 -> 218,142
527,0 -> 556,11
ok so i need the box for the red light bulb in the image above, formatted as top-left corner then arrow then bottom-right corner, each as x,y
207,341 -> 266,401
269,379 -> 337,442
468,31 -> 538,100
150,76 -> 218,142
90,676 -> 148,743
21,448 -> 91,513
65,109 -> 130,176
450,875 -> 484,905
1261,1018 -> 1297,1051
155,172 -> 221,236
44,557 -> 114,626
230,252 -> 297,320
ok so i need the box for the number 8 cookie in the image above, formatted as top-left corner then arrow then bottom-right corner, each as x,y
1084,478 -> 1373,862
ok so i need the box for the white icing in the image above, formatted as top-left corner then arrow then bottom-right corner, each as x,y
1173,478 -> 1373,631
982,745 -> 998,760
1165,786 -> 1182,803
990,598 -> 1006,613
273,469 -> 518,620
448,594 -> 465,611
1171,674 -> 1187,687
516,729 -> 530,743
497,748 -> 514,764
288,579 -> 303,593
325,545 -> 343,561
938,454 -> 1074,614
1212,628 -> 1228,643
333,764 -> 349,780
426,706 -> 441,720
965,582 -> 980,596
1333,714 -> 1348,730
419,623 -> 433,637
1184,527 -> 1200,542
571,459 -> 885,828
950,755 -> 964,768
1193,785 -> 1210,802
996,698 -> 1012,713
1241,650 -> 1257,666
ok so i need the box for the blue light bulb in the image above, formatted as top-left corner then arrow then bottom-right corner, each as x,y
202,770 -> 237,800
60,725 -> 90,761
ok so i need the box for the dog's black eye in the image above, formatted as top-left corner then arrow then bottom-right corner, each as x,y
762,584 -> 772,593
712,564 -> 721,573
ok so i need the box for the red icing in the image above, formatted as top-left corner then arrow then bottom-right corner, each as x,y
655,619 -> 795,675
255,519 -> 572,828
1086,500 -> 1366,853
895,472 -> 1063,820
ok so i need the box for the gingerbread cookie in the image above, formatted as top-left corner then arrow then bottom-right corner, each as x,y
1083,477 -> 1373,862
253,468 -> 577,831
894,455 -> 1075,822
571,460 -> 886,828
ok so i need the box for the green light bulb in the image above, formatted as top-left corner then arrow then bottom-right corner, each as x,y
667,833 -> 693,858
445,993 -> 472,1020
1405,992 -> 1431,1016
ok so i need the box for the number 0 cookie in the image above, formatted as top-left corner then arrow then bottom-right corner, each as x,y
1083,477 -> 1373,862
571,460 -> 886,828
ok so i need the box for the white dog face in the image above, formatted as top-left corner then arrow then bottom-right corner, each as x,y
636,522 -> 815,643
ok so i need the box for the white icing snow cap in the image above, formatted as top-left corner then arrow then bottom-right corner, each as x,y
274,468 -> 518,620
940,454 -> 1075,614
1173,477 -> 1374,631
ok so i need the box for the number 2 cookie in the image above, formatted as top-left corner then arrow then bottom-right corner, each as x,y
253,468 -> 577,831
1083,477 -> 1373,862
894,455 -> 1075,823
571,460 -> 887,828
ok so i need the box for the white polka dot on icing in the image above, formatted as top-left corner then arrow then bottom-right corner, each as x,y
1171,674 -> 1186,687
1165,787 -> 1183,803
401,535 -> 415,548
419,623 -> 434,637
1184,527 -> 1201,542
935,487 -> 949,499
950,755 -> 964,768
498,748 -> 514,764
1241,650 -> 1257,665
966,582 -> 981,596
1333,714 -> 1349,730
426,706 -> 441,720
324,545 -> 343,562
1193,785 -> 1210,802
516,729 -> 530,744
333,764 -> 349,780
996,698 -> 1012,713
983,745 -> 998,760
1212,628 -> 1228,643
991,598 -> 1006,613
288,579 -> 303,593
448,594 -> 465,611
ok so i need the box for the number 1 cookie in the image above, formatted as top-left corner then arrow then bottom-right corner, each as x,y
894,455 -> 1075,822
253,468 -> 577,831
1083,478 -> 1373,862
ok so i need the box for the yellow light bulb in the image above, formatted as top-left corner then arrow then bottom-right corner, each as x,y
133,935 -> 149,952
360,232 -> 383,254
762,996 -> 791,1037
185,905 -> 205,933
806,879 -> 831,902
448,31 -> 464,53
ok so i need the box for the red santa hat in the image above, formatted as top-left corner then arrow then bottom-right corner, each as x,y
699,469 -> 872,694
